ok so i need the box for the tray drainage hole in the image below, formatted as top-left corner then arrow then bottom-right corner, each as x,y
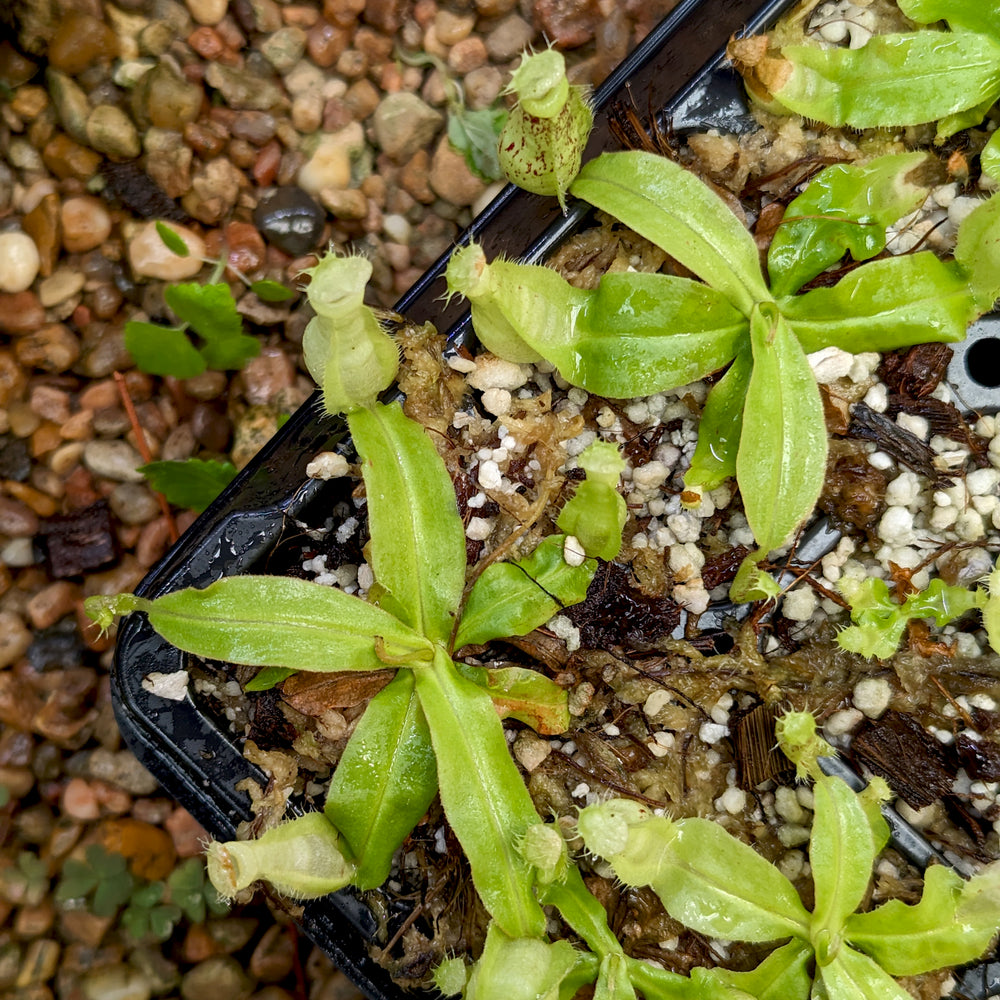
965,336 -> 1000,388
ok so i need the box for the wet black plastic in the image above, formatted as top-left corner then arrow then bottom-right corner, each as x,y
112,2 -> 999,996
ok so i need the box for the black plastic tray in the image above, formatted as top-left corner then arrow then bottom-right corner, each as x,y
112,2 -> 999,996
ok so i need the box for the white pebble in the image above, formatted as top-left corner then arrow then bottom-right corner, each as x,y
896,412 -> 929,441
955,509 -> 986,542
808,346 -> 854,383
644,689 -> 672,719
719,787 -> 747,815
465,516 -> 494,540
632,461 -> 670,491
477,459 -> 502,490
853,677 -> 891,718
782,586 -> 817,622
967,467 -> 1000,496
467,356 -> 529,391
306,451 -> 350,479
824,707 -> 863,736
0,232 -> 41,293
863,383 -> 888,412
699,721 -> 728,744
562,535 -> 586,567
775,786 -> 807,824
885,471 -> 921,508
878,506 -> 914,545
481,387 -> 512,416
868,451 -> 894,471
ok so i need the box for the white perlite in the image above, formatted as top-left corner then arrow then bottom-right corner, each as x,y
141,671 -> 190,701
853,677 -> 891,719
306,451 -> 350,479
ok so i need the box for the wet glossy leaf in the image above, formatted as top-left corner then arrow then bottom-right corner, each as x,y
845,863 -> 999,975
766,33 -> 1000,130
415,648 -> 546,938
138,458 -> 237,512
780,252 -> 974,353
455,535 -> 596,649
982,131 -> 1000,182
684,346 -> 751,491
810,775 -> 875,940
325,672 -> 437,889
124,320 -> 206,379
571,151 -> 770,314
896,0 -> 1000,37
650,816 -> 811,942
696,939 -> 812,1000
244,666 -> 297,692
91,576 -> 433,672
767,153 -> 931,296
458,663 -> 569,734
737,305 -> 826,553
815,944 -> 915,1000
448,247 -> 748,397
348,402 -> 466,643
954,191 -> 1000,312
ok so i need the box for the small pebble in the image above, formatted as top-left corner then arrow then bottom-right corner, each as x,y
253,187 -> 326,255
0,232 -> 41,293
128,222 -> 205,281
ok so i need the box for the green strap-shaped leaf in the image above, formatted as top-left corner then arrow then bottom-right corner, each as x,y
570,151 -> 771,315
897,0 -> 1000,38
540,865 -> 626,958
737,305 -> 826,554
348,402 -> 466,643
562,272 -> 747,398
982,131 -> 1000,183
694,939 -> 812,1000
780,252 -> 974,353
414,647 -> 546,938
815,944 -> 916,1000
767,152 -> 931,297
955,190 -> 1000,313
458,663 -> 569,735
94,576 -> 432,671
324,672 -> 437,890
456,535 -> 595,650
124,321 -> 206,379
809,775 -> 876,943
846,862 -> 1000,976
650,817 -> 811,943
684,345 -> 751,492
769,33 -> 1000,130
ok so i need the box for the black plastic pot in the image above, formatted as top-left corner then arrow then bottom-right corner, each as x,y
112,2 -> 1000,996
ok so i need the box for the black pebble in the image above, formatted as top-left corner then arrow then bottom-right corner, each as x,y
0,435 -> 31,482
253,187 -> 326,256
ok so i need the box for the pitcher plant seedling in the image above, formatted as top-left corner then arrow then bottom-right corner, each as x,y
577,712 -> 1000,1000
446,148 -> 1000,589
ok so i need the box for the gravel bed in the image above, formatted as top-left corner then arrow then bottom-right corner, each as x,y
0,0 -> 683,994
